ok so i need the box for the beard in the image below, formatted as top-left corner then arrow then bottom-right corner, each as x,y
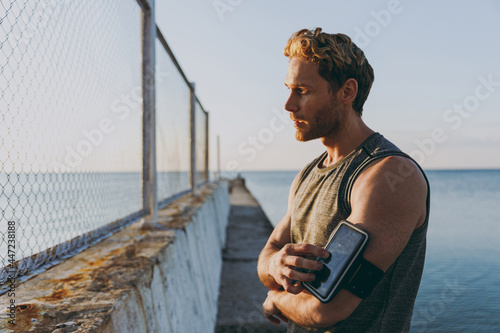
295,96 -> 343,142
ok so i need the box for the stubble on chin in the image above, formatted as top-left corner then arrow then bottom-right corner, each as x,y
295,129 -> 307,142
294,102 -> 342,142
295,128 -> 316,142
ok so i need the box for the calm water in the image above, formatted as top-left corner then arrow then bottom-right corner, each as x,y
241,170 -> 500,332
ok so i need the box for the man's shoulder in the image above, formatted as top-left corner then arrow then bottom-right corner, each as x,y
351,155 -> 429,231
360,133 -> 428,195
368,132 -> 402,155
356,155 -> 427,195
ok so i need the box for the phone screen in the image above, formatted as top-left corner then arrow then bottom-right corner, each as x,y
311,223 -> 366,298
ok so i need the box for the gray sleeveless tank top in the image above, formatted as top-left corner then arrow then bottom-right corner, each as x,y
288,132 -> 430,333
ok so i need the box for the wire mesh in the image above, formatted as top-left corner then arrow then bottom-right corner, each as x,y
0,0 -> 212,288
0,0 -> 143,283
156,39 -> 191,202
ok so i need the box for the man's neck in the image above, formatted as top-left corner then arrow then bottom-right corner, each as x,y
320,117 -> 375,168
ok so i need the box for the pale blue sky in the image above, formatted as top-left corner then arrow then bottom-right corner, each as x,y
156,0 -> 500,171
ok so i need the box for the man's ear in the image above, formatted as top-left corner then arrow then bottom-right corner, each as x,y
339,78 -> 358,105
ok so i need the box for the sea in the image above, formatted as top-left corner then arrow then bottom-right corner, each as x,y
1,170 -> 499,331
238,169 -> 500,333
0,171 -> 189,265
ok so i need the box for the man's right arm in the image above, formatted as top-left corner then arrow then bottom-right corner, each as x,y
257,173 -> 329,294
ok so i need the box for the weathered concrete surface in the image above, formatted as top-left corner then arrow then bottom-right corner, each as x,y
216,178 -> 287,332
0,182 -> 230,333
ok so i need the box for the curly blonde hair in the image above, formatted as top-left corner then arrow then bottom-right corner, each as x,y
284,27 -> 374,116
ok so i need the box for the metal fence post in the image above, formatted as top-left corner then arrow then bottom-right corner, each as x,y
190,82 -> 197,196
142,0 -> 158,224
217,135 -> 221,180
205,112 -> 209,182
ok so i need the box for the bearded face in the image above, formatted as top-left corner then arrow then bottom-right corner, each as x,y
285,58 -> 344,142
294,94 -> 343,142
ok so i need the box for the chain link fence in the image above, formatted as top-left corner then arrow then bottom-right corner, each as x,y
0,0 -> 211,290
156,39 -> 191,203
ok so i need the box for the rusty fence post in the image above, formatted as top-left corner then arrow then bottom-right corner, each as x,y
141,0 -> 158,225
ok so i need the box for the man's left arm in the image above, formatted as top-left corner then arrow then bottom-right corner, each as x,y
264,156 -> 428,327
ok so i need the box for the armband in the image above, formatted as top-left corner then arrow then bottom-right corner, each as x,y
344,256 -> 384,298
302,220 -> 384,303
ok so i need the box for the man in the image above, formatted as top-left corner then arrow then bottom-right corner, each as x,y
257,28 -> 430,332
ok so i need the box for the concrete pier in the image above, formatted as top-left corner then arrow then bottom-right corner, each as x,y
0,178 -> 288,332
216,178 -> 287,332
0,182 -> 230,332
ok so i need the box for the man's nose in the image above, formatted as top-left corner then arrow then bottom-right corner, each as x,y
284,93 -> 298,113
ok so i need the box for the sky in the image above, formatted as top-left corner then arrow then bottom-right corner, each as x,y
1,0 -> 499,174
156,0 -> 500,171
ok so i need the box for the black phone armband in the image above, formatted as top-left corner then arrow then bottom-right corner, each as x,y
344,256 -> 384,298
302,220 -> 384,303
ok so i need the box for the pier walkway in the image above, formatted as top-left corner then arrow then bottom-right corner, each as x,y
216,178 -> 287,332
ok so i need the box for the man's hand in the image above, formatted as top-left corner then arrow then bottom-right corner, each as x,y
263,290 -> 289,325
267,243 -> 329,294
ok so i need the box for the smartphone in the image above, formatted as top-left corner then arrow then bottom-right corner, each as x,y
302,220 -> 369,303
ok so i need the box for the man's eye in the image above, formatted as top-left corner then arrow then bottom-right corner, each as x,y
298,89 -> 307,95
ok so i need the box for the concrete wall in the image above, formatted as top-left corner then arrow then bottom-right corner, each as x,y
0,181 -> 230,332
